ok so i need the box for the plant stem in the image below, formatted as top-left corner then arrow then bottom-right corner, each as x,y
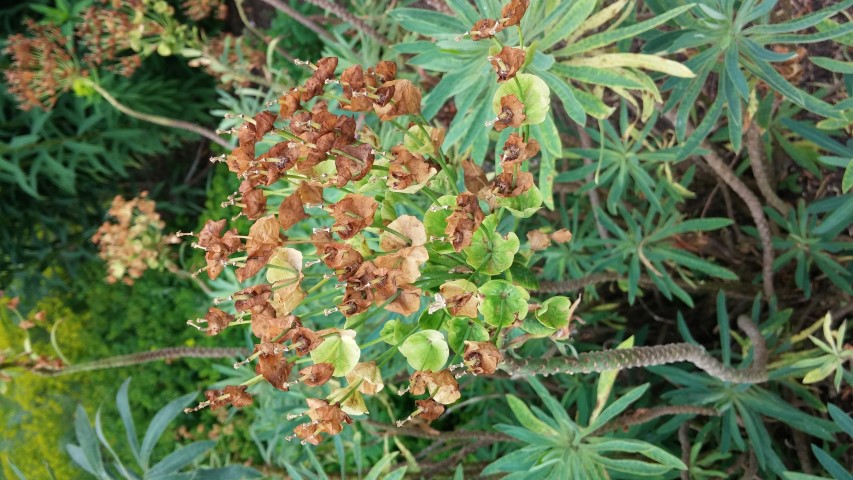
701,140 -> 776,299
36,346 -> 249,377
746,123 -> 789,215
256,0 -> 335,43
304,0 -> 389,46
90,83 -> 231,150
501,316 -> 768,384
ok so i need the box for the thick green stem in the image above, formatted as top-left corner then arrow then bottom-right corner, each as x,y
501,316 -> 768,384
36,346 -> 249,377
91,83 -> 231,149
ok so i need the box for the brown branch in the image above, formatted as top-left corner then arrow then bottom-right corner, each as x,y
362,420 -> 514,443
304,0 -> 389,46
535,271 -> 621,293
256,0 -> 335,43
577,125 -> 611,240
596,405 -> 719,434
701,141 -> 776,299
679,423 -> 692,480
502,316 -> 769,384
746,123 -> 789,215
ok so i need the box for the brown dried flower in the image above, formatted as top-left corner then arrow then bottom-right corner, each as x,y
490,46 -> 525,82
470,18 -> 501,40
494,95 -> 526,132
500,0 -> 530,27
4,20 -> 81,111
203,307 -> 234,336
445,192 -> 486,252
373,80 -> 423,121
91,192 -> 171,284
463,341 -> 503,375
330,194 -> 379,240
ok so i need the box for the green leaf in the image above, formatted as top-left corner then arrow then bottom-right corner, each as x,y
743,47 -> 839,119
424,194 -> 458,254
364,453 -> 400,480
147,441 -> 215,477
535,296 -> 575,329
506,394 -> 559,436
590,337 -> 634,425
569,86 -> 615,119
507,262 -> 540,290
380,319 -> 414,345
464,214 -> 520,275
552,64 -> 647,89
591,455 -> 682,476
537,69 -> 586,124
72,406 -> 105,477
812,194 -> 853,237
540,0 -> 596,49
520,316 -> 559,336
828,403 -> 853,437
399,330 -> 449,371
564,54 -> 694,78
390,8 -> 468,36
447,317 -> 489,353
140,392 -> 197,469
479,280 -> 530,327
310,330 -> 361,376
117,378 -> 141,463
812,444 -> 853,480
584,438 -> 687,470
492,73 -> 551,126
583,383 -> 650,435
555,4 -> 695,57
744,0 -> 853,35
498,184 -> 544,218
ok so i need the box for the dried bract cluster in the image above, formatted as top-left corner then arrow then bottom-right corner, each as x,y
91,192 -> 174,285
3,20 -> 80,111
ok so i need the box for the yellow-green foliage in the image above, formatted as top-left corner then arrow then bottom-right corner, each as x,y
0,297 -> 95,479
0,266 -> 240,479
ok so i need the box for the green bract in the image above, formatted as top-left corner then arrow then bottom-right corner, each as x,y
464,214 -> 520,275
423,194 -> 458,254
309,330 -> 361,377
478,280 -> 529,328
492,73 -> 550,126
447,317 -> 489,353
497,184 -> 544,218
399,330 -> 450,371
535,296 -> 574,329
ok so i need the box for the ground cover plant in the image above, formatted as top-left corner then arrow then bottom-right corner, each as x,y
1,0 -> 852,478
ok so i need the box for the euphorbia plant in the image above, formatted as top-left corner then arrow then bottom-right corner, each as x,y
178,1 -> 566,443
179,0 -> 767,447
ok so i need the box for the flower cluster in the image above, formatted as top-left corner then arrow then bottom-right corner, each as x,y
3,20 -> 81,111
91,192 -> 176,285
76,1 -> 164,77
181,0 -> 227,21
181,0 -> 554,444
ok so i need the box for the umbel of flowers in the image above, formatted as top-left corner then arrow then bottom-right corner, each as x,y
181,0 -> 577,444
92,192 -> 178,285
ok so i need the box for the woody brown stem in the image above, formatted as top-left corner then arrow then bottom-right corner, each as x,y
363,419 -> 513,442
746,123 -> 789,215
701,140 -> 775,299
597,405 -> 719,434
256,0 -> 336,43
304,0 -> 389,46
501,316 -> 768,384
